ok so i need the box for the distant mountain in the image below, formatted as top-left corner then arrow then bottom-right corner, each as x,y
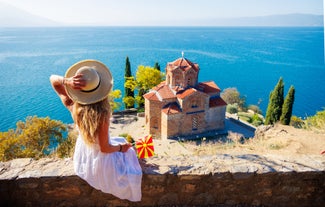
0,2 -> 60,27
200,13 -> 323,27
0,2 -> 323,27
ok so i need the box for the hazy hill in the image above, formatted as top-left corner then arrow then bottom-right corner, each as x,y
210,13 -> 324,27
0,2 -> 60,27
0,2 -> 323,27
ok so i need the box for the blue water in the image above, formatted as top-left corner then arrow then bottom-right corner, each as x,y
0,27 -> 324,132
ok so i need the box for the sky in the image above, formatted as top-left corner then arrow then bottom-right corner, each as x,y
0,0 -> 323,26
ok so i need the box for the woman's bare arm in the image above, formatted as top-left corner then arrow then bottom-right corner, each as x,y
49,74 -> 85,111
50,75 -> 73,111
98,118 -> 131,153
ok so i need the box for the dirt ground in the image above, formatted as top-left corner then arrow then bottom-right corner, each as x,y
109,115 -> 325,159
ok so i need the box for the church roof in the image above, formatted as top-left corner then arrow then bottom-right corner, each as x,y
144,82 -> 176,101
176,88 -> 197,99
145,81 -> 220,102
154,84 -> 175,100
162,102 -> 181,114
197,81 -> 221,94
143,91 -> 159,101
209,97 -> 227,107
167,57 -> 199,72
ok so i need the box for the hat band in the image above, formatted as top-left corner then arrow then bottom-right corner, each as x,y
81,79 -> 101,93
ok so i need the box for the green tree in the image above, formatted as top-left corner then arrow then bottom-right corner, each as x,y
265,77 -> 284,125
221,87 -> 246,110
280,85 -> 295,125
125,65 -> 164,108
124,56 -> 134,108
136,65 -> 164,91
154,62 -> 161,71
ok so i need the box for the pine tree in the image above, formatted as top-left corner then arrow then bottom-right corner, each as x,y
265,77 -> 284,125
154,62 -> 161,71
124,56 -> 134,108
280,85 -> 295,125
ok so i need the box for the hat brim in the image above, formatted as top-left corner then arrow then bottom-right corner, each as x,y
65,60 -> 113,105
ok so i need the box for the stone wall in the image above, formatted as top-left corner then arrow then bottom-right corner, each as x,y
0,157 -> 324,207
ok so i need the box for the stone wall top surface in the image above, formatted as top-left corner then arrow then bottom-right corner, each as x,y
1,153 -> 324,180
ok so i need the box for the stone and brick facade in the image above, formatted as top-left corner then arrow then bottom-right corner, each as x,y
144,57 -> 227,139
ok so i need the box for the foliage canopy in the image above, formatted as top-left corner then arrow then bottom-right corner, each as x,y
124,65 -> 164,108
109,89 -> 122,111
221,87 -> 246,110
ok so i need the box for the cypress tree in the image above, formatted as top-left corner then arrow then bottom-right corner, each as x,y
124,56 -> 134,108
154,62 -> 161,71
265,77 -> 284,125
280,85 -> 295,125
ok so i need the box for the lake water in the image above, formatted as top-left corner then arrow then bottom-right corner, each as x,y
0,27 -> 324,131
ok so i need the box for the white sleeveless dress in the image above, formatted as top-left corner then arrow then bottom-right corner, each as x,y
73,134 -> 142,202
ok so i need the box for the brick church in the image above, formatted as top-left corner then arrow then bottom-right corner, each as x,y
143,56 -> 227,139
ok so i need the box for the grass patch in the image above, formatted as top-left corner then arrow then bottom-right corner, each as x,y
269,143 -> 283,150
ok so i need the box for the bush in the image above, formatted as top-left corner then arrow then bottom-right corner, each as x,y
290,116 -> 305,129
248,105 -> 262,114
304,109 -> 325,130
137,107 -> 145,113
54,127 -> 78,158
0,116 -> 67,161
227,103 -> 238,114
251,114 -> 264,126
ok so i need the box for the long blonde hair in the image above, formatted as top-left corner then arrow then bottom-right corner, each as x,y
73,98 -> 111,145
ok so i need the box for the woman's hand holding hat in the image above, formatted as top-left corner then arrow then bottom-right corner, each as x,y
64,74 -> 86,90
64,60 -> 113,105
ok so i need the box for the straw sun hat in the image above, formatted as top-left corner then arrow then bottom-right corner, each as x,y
65,60 -> 113,105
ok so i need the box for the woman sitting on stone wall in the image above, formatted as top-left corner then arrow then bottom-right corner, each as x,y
50,59 -> 142,202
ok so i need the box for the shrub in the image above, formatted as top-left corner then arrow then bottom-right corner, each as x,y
227,103 -> 238,114
0,116 -> 67,161
304,109 -> 325,130
251,114 -> 264,126
54,127 -> 78,158
248,104 -> 262,114
290,116 -> 304,129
